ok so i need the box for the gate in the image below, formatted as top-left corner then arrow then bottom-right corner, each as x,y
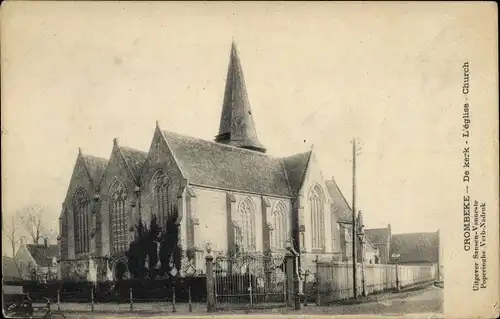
214,252 -> 287,309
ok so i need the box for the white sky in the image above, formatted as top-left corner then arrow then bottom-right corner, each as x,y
2,2 -> 492,252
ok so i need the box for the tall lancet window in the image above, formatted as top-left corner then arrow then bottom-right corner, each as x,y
74,188 -> 90,254
309,184 -> 325,250
272,201 -> 287,250
110,181 -> 128,253
238,197 -> 256,252
152,171 -> 169,227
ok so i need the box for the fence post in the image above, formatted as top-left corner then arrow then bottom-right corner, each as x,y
303,271 -> 309,307
129,288 -> 133,312
248,272 -> 253,308
285,253 -> 294,307
395,262 -> 400,292
172,280 -> 177,313
293,257 -> 301,310
205,249 -> 215,312
57,289 -> 60,311
188,285 -> 193,312
315,255 -> 320,306
90,287 -> 94,312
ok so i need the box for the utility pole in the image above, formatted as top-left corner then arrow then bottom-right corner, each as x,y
351,138 -> 358,299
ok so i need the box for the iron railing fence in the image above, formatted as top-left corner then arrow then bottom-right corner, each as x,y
213,252 -> 289,310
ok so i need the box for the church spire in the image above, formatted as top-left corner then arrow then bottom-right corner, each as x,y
215,41 -> 267,153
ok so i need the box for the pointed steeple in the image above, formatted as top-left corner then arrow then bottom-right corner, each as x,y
215,41 -> 267,153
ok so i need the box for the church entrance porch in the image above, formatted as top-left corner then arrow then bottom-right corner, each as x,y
109,256 -> 130,281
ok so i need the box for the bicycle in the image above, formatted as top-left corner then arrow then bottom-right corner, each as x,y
4,294 -> 66,319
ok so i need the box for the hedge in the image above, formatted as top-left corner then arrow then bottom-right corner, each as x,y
3,277 -> 207,303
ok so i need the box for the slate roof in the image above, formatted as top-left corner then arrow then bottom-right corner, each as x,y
82,154 -> 108,187
365,227 -> 391,246
119,146 -> 148,181
325,179 -> 352,223
282,151 -> 311,196
26,244 -> 60,267
215,42 -> 266,153
162,130 -> 293,197
2,256 -> 22,280
390,232 -> 439,264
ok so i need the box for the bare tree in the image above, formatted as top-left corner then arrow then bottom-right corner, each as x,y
17,205 -> 47,245
3,214 -> 20,257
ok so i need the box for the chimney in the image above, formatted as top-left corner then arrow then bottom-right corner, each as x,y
113,137 -> 120,147
44,238 -> 48,247
20,236 -> 26,246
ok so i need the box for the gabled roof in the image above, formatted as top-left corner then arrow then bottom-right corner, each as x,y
162,130 -> 292,197
364,235 -> 378,253
325,179 -> 352,223
2,256 -> 21,280
81,153 -> 108,187
366,227 -> 391,246
390,232 -> 439,264
119,146 -> 148,181
282,151 -> 311,196
215,42 -> 266,153
26,244 -> 59,267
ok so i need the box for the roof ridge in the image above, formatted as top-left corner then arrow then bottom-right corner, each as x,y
392,231 -> 438,236
81,153 -> 108,161
366,227 -> 390,231
119,145 -> 148,154
163,129 -> 276,158
281,150 -> 313,160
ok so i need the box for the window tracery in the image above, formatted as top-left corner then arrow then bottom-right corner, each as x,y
309,184 -> 325,250
152,171 -> 169,226
271,201 -> 287,249
110,181 -> 128,253
74,188 -> 90,254
238,197 -> 256,252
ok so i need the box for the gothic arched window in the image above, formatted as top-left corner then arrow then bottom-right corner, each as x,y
272,201 -> 287,250
110,181 -> 128,253
309,184 -> 325,250
152,171 -> 169,227
74,188 -> 90,254
238,197 -> 256,252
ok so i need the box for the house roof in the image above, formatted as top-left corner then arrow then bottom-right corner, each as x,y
162,130 -> 294,197
325,179 -> 352,223
365,227 -> 391,246
119,146 -> 148,181
2,256 -> 21,280
390,232 -> 439,264
26,244 -> 60,267
282,151 -> 311,196
81,153 -> 108,187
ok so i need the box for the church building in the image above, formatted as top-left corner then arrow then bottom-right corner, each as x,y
58,43 -> 355,281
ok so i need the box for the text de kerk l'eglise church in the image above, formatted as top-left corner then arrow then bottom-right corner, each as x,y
58,43 -> 362,282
